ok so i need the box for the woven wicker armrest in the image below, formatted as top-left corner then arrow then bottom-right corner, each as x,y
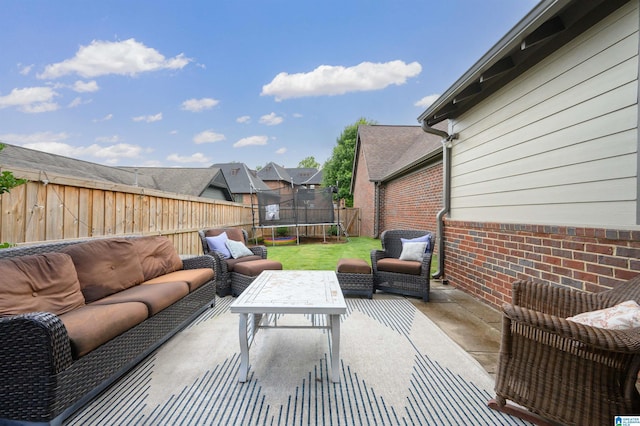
0,312 -> 73,414
370,249 -> 386,265
511,280 -> 603,317
420,252 -> 433,274
250,245 -> 267,259
182,255 -> 215,270
503,304 -> 640,353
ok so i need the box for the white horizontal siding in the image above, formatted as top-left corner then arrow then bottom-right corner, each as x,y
449,0 -> 639,227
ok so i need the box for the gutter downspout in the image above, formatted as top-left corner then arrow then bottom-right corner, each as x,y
420,121 -> 456,281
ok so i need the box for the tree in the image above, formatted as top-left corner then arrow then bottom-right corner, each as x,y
322,118 -> 376,207
298,156 -> 320,169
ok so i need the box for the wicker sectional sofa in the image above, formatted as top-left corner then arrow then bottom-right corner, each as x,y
0,236 -> 216,425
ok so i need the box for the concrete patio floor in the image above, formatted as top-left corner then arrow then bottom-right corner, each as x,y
409,280 -> 503,380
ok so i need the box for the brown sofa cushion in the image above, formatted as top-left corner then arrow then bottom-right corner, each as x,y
233,259 -> 282,277
59,302 -> 148,358
376,258 -> 422,275
205,228 -> 244,242
91,282 -> 189,316
130,236 -> 183,281
62,239 -> 145,303
143,268 -> 214,291
226,255 -> 262,271
0,253 -> 85,316
337,258 -> 371,274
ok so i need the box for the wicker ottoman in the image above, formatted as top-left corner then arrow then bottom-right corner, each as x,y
336,258 -> 373,298
231,259 -> 283,296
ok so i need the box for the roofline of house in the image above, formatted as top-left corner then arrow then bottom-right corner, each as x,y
417,0 -> 623,125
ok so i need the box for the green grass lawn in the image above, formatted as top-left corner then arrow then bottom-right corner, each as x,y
264,237 -> 381,270
263,236 -> 438,274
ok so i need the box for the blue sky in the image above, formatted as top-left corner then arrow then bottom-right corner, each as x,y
0,1 -> 537,170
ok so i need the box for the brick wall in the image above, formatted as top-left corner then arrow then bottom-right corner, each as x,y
379,162 -> 442,243
352,151 -> 376,237
444,219 -> 640,309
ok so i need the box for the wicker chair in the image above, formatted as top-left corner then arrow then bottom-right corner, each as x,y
198,228 -> 267,296
370,229 -> 434,301
490,275 -> 640,426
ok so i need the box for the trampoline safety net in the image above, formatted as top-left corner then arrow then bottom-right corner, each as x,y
256,188 -> 334,226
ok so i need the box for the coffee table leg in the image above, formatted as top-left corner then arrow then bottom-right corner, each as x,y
238,313 -> 249,382
329,313 -> 341,383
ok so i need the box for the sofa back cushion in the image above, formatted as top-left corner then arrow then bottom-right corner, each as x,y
130,236 -> 183,281
0,252 -> 86,316
62,239 -> 144,303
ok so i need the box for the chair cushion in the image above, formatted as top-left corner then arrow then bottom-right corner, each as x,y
225,239 -> 254,259
399,242 -> 427,261
567,300 -> 640,330
233,259 -> 282,277
62,239 -> 145,303
205,228 -> 245,242
142,268 -> 214,291
226,255 -> 263,271
59,302 -> 149,358
91,282 -> 190,316
206,232 -> 231,259
337,258 -> 371,274
377,258 -> 422,275
0,253 -> 86,316
131,236 -> 183,281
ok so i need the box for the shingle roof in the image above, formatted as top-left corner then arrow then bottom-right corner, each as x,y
257,162 -> 323,186
211,163 -> 270,193
355,125 -> 443,182
0,143 -> 232,199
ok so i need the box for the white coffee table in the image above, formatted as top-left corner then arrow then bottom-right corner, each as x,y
229,270 -> 347,383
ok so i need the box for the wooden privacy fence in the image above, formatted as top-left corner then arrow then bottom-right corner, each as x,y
0,167 -> 361,255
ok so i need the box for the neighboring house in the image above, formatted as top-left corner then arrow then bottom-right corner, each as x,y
212,163 -> 270,205
0,143 -> 233,200
417,0 -> 639,308
257,162 -> 323,192
351,125 -> 443,238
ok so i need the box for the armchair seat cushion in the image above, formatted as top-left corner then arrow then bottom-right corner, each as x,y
377,258 -> 421,275
233,259 -> 282,277
226,255 -> 263,271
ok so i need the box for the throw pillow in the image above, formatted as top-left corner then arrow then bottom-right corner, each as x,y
567,300 -> 640,330
399,242 -> 428,262
206,232 -> 231,259
401,234 -> 431,252
225,239 -> 254,259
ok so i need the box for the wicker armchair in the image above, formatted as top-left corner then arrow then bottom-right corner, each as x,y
198,228 -> 267,296
370,229 -> 434,301
490,275 -> 640,426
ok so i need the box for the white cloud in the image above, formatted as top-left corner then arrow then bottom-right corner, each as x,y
181,97 -> 219,112
233,135 -> 268,148
84,143 -> 149,159
68,96 -> 91,108
93,113 -> 113,122
0,86 -> 59,113
275,147 -> 287,154
261,60 -> 422,101
0,131 -> 70,146
95,135 -> 122,144
167,152 -> 211,163
132,112 -> 162,123
259,112 -> 283,126
73,80 -> 99,93
19,64 -> 33,75
292,113 -> 303,118
38,38 -> 191,79
193,130 -> 225,144
236,115 -> 251,124
414,93 -> 441,108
